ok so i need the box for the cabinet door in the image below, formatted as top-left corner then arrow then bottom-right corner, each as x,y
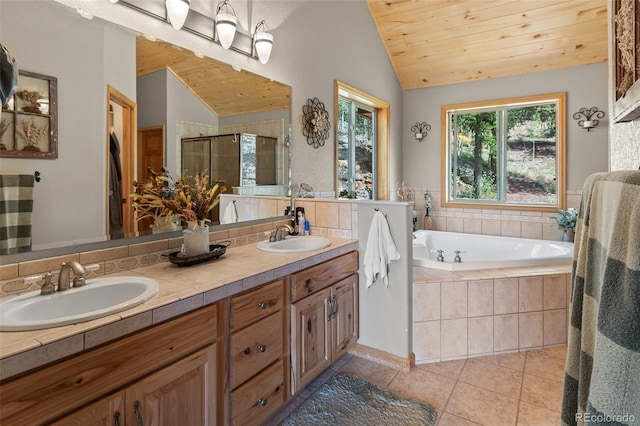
50,392 -> 125,426
291,288 -> 332,393
125,345 -> 216,426
332,274 -> 358,361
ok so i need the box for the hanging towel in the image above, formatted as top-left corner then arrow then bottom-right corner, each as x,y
0,174 -> 35,254
364,210 -> 401,288
221,201 -> 238,224
561,171 -> 640,426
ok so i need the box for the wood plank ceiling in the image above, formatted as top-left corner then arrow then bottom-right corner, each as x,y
365,0 -> 608,90
136,36 -> 290,117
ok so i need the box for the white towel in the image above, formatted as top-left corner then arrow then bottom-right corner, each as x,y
364,211 -> 400,288
221,201 -> 238,224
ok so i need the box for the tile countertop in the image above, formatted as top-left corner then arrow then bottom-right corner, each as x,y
0,237 -> 359,381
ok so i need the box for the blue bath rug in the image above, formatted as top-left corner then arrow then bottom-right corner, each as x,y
282,373 -> 437,426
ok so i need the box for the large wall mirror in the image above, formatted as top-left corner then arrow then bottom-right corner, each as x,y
0,1 -> 291,259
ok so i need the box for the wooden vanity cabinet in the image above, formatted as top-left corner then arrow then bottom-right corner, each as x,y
228,278 -> 289,426
0,304 -> 220,426
290,252 -> 358,393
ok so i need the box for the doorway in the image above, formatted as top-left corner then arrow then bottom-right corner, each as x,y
107,85 -> 136,239
137,125 -> 165,233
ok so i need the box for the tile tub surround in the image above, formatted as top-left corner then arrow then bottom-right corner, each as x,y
413,264 -> 571,363
407,187 -> 582,241
0,236 -> 358,381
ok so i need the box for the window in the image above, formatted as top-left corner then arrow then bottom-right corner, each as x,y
335,81 -> 390,200
337,97 -> 376,199
442,93 -> 566,211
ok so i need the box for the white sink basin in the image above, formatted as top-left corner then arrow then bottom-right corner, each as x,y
0,276 -> 159,331
257,236 -> 331,254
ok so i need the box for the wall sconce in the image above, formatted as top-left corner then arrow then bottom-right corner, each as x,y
411,121 -> 431,141
253,21 -> 273,64
114,0 -> 273,64
215,0 -> 237,50
166,0 -> 190,30
573,107 -> 605,131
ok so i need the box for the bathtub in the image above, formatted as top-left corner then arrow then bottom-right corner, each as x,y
412,230 -> 574,271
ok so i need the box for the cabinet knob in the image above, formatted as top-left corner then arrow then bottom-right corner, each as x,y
258,301 -> 267,309
244,347 -> 251,355
134,401 -> 143,426
257,344 -> 267,353
114,412 -> 121,426
258,398 -> 268,407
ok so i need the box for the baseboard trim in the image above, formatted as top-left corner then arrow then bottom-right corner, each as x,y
349,344 -> 415,372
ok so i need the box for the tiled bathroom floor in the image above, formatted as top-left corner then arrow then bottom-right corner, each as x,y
269,345 -> 567,426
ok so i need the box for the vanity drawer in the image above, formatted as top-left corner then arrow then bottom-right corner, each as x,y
291,251 -> 358,302
231,279 -> 284,331
230,311 -> 284,388
231,359 -> 285,426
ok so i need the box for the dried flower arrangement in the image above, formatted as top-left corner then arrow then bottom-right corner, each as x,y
0,120 -> 10,150
395,181 -> 414,202
16,89 -> 43,114
17,120 -> 48,151
131,168 -> 226,230
614,0 -> 637,97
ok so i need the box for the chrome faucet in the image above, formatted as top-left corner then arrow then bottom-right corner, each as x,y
57,261 -> 87,291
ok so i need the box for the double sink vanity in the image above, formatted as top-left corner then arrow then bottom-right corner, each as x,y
0,235 -> 359,425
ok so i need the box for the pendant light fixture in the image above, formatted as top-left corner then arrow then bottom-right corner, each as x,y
166,0 -> 190,30
253,21 -> 273,64
215,0 -> 237,50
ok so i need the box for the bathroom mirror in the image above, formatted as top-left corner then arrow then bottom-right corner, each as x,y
0,1 -> 291,258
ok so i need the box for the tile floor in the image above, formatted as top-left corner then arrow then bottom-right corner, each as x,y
269,345 -> 567,426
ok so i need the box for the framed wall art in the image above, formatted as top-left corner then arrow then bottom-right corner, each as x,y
1,70 -> 58,158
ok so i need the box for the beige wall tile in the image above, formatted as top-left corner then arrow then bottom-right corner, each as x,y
543,275 -> 567,310
482,219 -> 501,236
542,222 -> 562,241
494,278 -> 518,314
0,264 -> 19,280
19,254 -> 80,277
468,280 -> 493,317
441,281 -> 468,319
414,282 -> 441,321
413,321 -> 441,361
494,314 -> 519,352
447,217 -> 464,233
519,312 -> 543,349
463,218 -> 482,235
315,202 -> 339,228
501,221 -> 521,238
519,277 -> 543,312
543,309 -> 567,346
468,316 -> 493,355
441,318 -> 468,358
338,202 -> 352,230
521,222 -> 543,240
431,216 -> 446,231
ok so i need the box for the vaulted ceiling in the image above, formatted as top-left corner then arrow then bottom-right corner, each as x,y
365,0 -> 608,90
136,37 -> 290,117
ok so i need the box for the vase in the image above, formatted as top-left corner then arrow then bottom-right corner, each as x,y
183,222 -> 210,256
562,228 -> 574,243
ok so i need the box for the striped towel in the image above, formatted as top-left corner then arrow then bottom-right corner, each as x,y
561,171 -> 640,426
0,174 -> 35,254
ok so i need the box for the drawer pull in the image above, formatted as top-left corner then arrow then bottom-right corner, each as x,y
305,279 -> 314,293
244,347 -> 251,355
257,344 -> 267,353
258,398 -> 268,407
114,412 -> 121,426
258,301 -> 267,309
332,295 -> 339,318
326,297 -> 333,322
134,401 -> 143,426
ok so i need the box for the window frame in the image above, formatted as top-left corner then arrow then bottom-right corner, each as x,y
441,92 -> 566,212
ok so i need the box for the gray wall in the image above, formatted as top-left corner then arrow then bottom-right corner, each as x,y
402,62 -> 609,192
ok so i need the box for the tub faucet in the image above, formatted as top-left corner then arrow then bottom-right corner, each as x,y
454,250 -> 462,263
437,250 -> 445,262
57,261 -> 87,291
